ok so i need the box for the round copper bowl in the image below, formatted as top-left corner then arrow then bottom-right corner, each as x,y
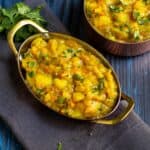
83,0 -> 150,56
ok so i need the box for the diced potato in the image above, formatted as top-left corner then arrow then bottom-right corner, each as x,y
62,91 -> 71,99
35,73 -> 52,89
97,16 -> 111,26
97,93 -> 107,101
112,28 -> 129,40
67,109 -> 83,119
44,93 -> 51,103
133,1 -> 147,16
113,13 -> 129,23
30,46 -> 39,56
48,39 -> 58,56
94,7 -> 103,15
106,0 -> 119,5
100,103 -> 110,114
73,92 -> 85,102
84,101 -> 101,117
57,43 -> 68,54
107,89 -> 118,99
31,37 -> 47,48
72,57 -> 83,67
104,98 -> 115,107
65,39 -> 79,49
53,78 -> 67,89
40,47 -> 49,56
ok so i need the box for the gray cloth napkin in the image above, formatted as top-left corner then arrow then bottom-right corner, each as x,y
0,0 -> 150,149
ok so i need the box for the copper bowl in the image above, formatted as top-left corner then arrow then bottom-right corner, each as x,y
7,20 -> 134,125
83,0 -> 150,56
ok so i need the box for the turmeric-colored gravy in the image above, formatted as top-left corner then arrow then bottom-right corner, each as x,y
22,36 -> 118,119
85,0 -> 150,42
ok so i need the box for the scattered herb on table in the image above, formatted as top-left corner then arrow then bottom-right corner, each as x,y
57,142 -> 62,150
0,2 -> 47,41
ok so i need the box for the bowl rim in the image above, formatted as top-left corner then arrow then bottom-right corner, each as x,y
17,32 -> 122,121
83,0 -> 150,45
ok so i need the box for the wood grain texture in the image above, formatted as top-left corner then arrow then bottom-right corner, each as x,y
0,0 -> 149,149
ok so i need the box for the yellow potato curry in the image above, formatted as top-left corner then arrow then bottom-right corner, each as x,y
85,0 -> 150,42
22,36 -> 118,119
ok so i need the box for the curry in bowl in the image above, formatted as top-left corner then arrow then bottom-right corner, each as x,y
85,0 -> 150,42
8,19 -> 134,124
21,36 -> 118,119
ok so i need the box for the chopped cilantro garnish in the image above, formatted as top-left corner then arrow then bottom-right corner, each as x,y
28,61 -> 36,67
28,71 -> 35,78
73,74 -> 84,82
109,5 -> 123,13
137,17 -> 149,25
36,89 -> 43,95
133,30 -> 140,41
62,49 -> 78,58
92,78 -> 105,93
56,97 -> 66,104
133,12 -> 140,20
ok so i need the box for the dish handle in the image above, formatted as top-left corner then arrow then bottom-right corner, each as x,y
7,19 -> 48,57
92,93 -> 134,125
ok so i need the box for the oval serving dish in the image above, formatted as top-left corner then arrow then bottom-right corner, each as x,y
84,0 -> 150,56
7,20 -> 134,125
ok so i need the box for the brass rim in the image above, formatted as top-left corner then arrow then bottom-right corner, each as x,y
92,92 -> 135,125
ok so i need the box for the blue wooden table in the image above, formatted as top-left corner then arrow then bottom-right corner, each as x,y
0,0 -> 149,149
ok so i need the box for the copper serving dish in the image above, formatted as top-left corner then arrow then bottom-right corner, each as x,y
83,0 -> 150,56
7,20 -> 134,125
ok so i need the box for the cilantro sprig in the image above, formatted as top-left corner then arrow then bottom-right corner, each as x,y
0,2 -> 47,41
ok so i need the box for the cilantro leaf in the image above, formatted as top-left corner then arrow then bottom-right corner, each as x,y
109,5 -> 124,13
0,2 -> 47,41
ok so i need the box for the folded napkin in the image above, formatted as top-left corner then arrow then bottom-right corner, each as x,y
0,0 -> 149,149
